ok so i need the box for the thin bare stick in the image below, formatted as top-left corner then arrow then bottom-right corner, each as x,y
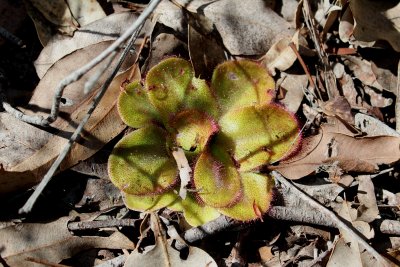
271,171 -> 391,267
19,29 -> 141,214
84,51 -> 119,94
289,42 -> 316,91
6,0 -> 162,126
68,219 -> 137,231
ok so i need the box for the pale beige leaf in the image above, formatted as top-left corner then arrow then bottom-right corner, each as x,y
0,216 -> 134,267
261,30 -> 302,76
357,175 -> 380,223
355,113 -> 400,137
272,124 -> 400,179
338,5 -> 354,43
327,237 -> 363,267
277,73 -> 308,113
66,0 -> 106,26
0,41 -> 136,194
35,12 -> 139,78
343,55 -> 383,91
350,0 -> 400,52
157,0 -> 294,55
124,243 -> 217,267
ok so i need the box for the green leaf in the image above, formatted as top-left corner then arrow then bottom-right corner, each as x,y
185,77 -> 219,119
108,125 -> 178,195
193,146 -> 242,208
146,57 -> 194,119
169,193 -> 221,227
123,191 -> 180,212
118,81 -> 160,128
219,104 -> 300,171
211,60 -> 275,115
170,109 -> 218,154
218,173 -> 274,221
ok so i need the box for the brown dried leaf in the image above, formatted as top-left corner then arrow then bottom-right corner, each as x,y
157,0 -> 294,55
277,73 -> 308,113
320,96 -> 355,125
0,41 -> 136,194
0,216 -> 134,267
261,30 -> 304,76
124,213 -> 217,267
35,12 -> 139,78
66,0 -> 106,26
24,0 -> 79,46
350,0 -> 400,52
272,124 -> 400,180
343,55 -> 383,91
188,25 -> 226,80
357,175 -> 380,223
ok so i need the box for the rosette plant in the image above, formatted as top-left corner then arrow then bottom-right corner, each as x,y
108,58 -> 300,226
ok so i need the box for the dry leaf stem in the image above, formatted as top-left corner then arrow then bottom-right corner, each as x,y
271,171 -> 391,267
19,27 -> 142,214
4,0 -> 162,126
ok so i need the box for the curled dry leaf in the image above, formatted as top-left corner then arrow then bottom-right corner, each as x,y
0,41 -> 137,194
35,12 -> 139,78
156,0 -> 294,55
261,30 -> 303,76
271,123 -> 400,180
349,0 -> 400,52
0,216 -> 134,267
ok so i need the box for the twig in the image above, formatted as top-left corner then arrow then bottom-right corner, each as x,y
19,26 -> 142,214
289,42 -> 317,91
0,26 -> 24,47
4,0 -> 162,126
67,219 -> 137,231
271,171 -> 391,267
84,51 -> 119,94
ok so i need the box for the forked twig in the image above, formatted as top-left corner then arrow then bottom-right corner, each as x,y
4,0 -> 162,126
19,21 -> 146,214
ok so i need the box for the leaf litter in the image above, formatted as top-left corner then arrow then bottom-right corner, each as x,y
1,0 -> 400,266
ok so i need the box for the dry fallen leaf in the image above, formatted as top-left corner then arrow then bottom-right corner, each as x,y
261,30 -> 304,76
66,0 -> 106,26
349,0 -> 400,52
24,0 -> 79,45
356,175 -> 380,223
343,55 -> 383,91
356,112 -> 400,137
124,213 -> 217,267
0,216 -> 134,267
157,0 -> 294,55
0,41 -> 137,194
276,73 -> 308,113
272,123 -> 400,180
188,24 -> 226,80
35,12 -> 139,78
328,201 -> 377,267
